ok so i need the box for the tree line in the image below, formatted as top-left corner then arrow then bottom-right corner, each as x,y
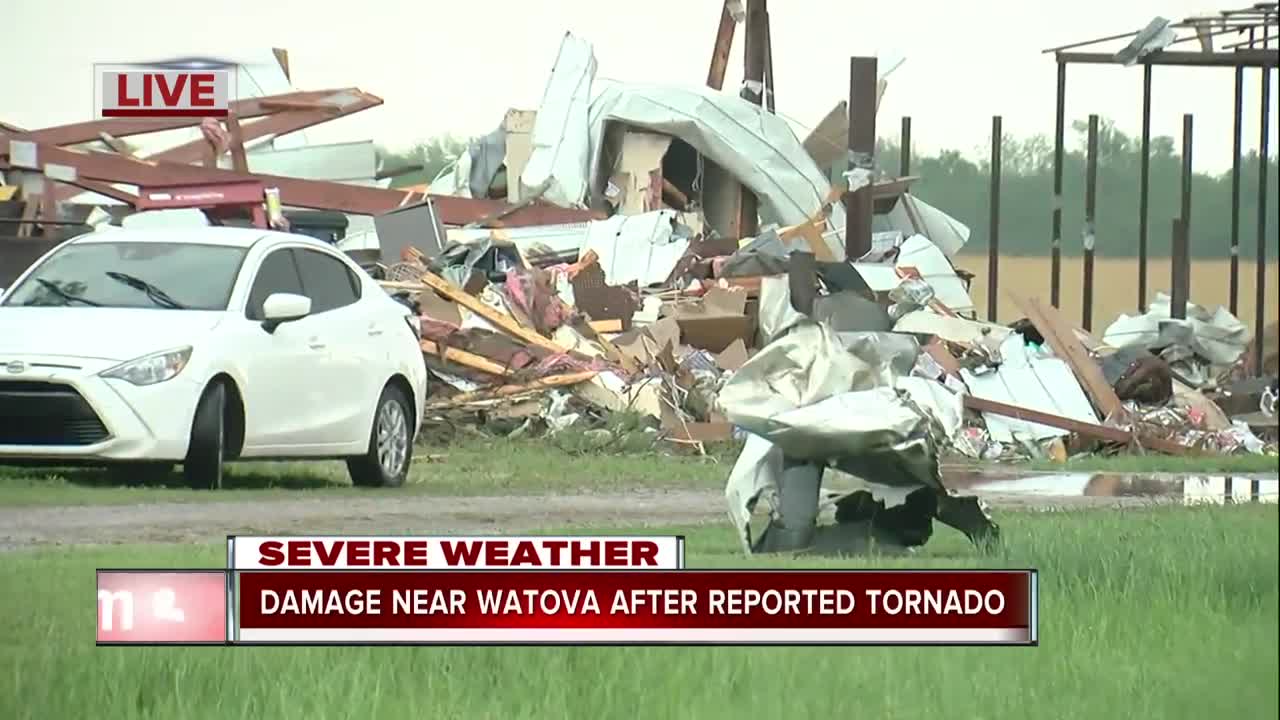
380,118 -> 1278,259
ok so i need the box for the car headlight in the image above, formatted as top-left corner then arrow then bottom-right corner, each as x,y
100,347 -> 193,386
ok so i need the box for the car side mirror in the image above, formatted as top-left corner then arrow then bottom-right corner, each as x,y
261,292 -> 311,333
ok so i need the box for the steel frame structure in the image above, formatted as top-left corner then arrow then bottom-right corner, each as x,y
1042,3 -> 1278,370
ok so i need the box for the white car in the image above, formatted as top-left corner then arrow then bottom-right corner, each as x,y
0,226 -> 428,489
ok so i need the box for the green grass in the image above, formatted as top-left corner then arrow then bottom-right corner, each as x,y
1,505 -> 1276,720
0,435 -> 733,507
1021,453 -> 1280,474
2,432 -> 1274,507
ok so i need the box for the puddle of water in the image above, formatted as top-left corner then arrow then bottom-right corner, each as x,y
943,471 -> 1279,505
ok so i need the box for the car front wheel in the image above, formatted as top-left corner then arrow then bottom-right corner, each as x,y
184,382 -> 226,490
347,384 -> 412,488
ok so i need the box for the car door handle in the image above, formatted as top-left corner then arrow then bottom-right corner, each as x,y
367,326 -> 383,336
308,337 -> 326,350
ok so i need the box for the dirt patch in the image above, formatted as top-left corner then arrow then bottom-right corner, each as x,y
0,488 -> 1192,551
0,490 -> 724,551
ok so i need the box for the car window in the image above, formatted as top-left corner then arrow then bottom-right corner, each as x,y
1,241 -> 247,310
294,248 -> 361,314
245,249 -> 304,321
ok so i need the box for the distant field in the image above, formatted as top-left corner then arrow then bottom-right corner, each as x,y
957,254 -> 1279,331
1,506 -> 1275,720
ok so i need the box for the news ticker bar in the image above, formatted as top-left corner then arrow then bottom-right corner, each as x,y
96,536 -> 1038,646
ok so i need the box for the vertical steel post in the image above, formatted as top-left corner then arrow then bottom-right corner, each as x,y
737,1 -> 767,239
1172,218 -> 1189,320
900,116 -> 912,177
845,56 -> 878,261
1083,114 -> 1099,331
1255,67 -> 1272,374
1139,64 -> 1152,311
1181,114 -> 1193,249
1051,60 -> 1067,307
988,115 -> 1003,322
1230,66 -> 1245,315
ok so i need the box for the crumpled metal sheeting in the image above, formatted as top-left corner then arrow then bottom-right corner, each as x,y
725,434 -> 784,554
718,322 -> 864,423
719,320 -> 998,554
1103,293 -> 1253,376
740,389 -> 930,462
520,32 -> 598,208
586,81 -> 844,256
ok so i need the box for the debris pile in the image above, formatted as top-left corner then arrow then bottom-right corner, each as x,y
365,32 -> 1275,555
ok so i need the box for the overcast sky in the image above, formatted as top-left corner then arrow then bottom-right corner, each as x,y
5,0 -> 1277,173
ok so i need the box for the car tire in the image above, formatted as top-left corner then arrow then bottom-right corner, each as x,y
347,384 -> 413,488
184,382 -> 226,490
106,462 -> 175,486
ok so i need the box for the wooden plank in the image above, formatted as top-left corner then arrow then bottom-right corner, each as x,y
588,319 -> 624,333
963,395 -> 1190,455
705,0 -> 738,90
1012,295 -> 1124,420
420,339 -> 511,376
419,271 -> 571,356
425,371 -> 598,409
225,113 -> 249,173
778,216 -> 835,261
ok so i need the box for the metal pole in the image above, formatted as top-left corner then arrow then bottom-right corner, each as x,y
1230,65 -> 1245,315
1255,67 -> 1272,374
988,115 -> 1002,322
1051,60 -> 1066,307
738,1 -> 766,239
1176,114 -> 1194,321
900,116 -> 912,177
1172,218 -> 1189,320
845,56 -> 878,261
762,5 -> 775,113
1083,114 -> 1098,331
1139,64 -> 1152,311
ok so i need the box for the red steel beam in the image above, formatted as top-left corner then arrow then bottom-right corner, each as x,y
51,90 -> 378,202
48,92 -> 384,204
20,88 -> 378,146
1,136 -> 600,227
150,94 -> 382,165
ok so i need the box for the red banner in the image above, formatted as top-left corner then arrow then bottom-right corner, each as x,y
234,570 -> 1036,645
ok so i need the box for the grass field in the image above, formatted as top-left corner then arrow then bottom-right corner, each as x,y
957,255 -> 1278,330
0,505 -> 1275,719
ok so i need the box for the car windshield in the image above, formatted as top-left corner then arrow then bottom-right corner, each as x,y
1,241 -> 247,310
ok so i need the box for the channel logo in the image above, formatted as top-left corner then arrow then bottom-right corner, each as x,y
96,571 -> 227,644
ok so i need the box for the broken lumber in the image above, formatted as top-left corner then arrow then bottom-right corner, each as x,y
420,339 -> 511,376
963,395 -> 1191,456
1011,295 -> 1124,420
419,271 -> 572,356
779,216 -> 835,261
424,371 -> 598,409
588,319 -> 624,333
